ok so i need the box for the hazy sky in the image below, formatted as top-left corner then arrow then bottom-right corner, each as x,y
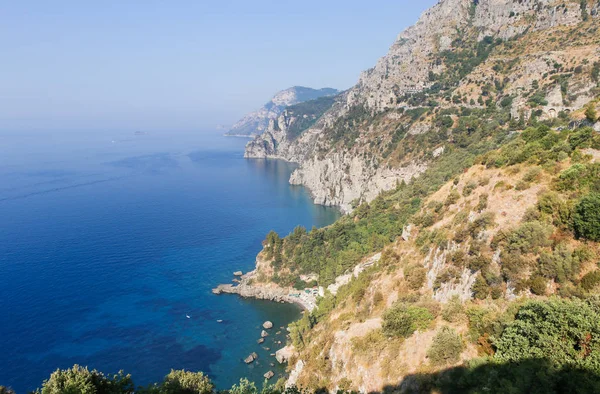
0,1 -> 437,132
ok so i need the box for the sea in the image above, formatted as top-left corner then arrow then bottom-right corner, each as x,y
0,130 -> 340,393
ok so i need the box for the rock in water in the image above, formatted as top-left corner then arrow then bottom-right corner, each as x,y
263,321 -> 273,329
244,354 -> 255,364
264,371 -> 274,380
251,352 -> 258,360
261,330 -> 269,338
233,271 -> 243,276
257,338 -> 265,344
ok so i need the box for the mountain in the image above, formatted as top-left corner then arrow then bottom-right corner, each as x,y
226,86 -> 339,136
246,0 -> 600,213
236,0 -> 600,391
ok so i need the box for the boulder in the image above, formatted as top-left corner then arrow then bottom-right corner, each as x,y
244,354 -> 255,364
263,321 -> 273,329
261,330 -> 269,338
264,371 -> 274,380
234,271 -> 243,276
275,345 -> 294,364
257,338 -> 265,344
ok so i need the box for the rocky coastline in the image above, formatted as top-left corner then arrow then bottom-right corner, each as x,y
212,270 -> 317,312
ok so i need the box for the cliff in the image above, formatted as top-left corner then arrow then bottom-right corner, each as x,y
226,86 -> 338,137
245,0 -> 600,212
240,1 -> 600,391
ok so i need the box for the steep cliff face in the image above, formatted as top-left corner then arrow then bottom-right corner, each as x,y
227,86 -> 338,136
246,0 -> 600,212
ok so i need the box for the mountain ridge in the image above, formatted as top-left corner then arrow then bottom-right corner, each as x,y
226,86 -> 339,137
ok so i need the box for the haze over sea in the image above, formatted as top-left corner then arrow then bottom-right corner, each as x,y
0,130 -> 340,392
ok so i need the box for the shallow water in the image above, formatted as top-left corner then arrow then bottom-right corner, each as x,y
0,130 -> 339,392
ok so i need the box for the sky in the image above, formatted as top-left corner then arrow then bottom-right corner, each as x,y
0,1 -> 437,132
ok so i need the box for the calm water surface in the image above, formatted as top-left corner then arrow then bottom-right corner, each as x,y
0,130 -> 339,392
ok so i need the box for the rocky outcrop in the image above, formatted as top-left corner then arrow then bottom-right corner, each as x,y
212,272 -> 316,311
289,155 -> 427,213
227,87 -> 338,136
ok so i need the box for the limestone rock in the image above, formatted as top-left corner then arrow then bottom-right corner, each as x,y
275,345 -> 295,364
261,330 -> 269,338
264,371 -> 274,380
262,321 -> 273,329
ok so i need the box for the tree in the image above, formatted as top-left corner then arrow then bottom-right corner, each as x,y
572,193 -> 600,241
495,299 -> 600,374
585,104 -> 598,122
427,327 -> 464,365
36,365 -> 134,394
0,387 -> 15,394
157,370 -> 214,394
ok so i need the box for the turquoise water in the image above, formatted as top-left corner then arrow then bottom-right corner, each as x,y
0,130 -> 339,392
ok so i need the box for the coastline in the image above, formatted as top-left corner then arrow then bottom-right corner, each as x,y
213,270 -> 317,312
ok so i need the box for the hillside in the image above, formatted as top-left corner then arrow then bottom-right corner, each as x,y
226,87 -> 339,137
236,0 -> 600,392
246,0 -> 600,213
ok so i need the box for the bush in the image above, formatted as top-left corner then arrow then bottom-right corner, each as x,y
158,370 -> 214,394
581,270 -> 600,291
529,275 -> 547,295
572,193 -> 600,241
382,303 -> 434,337
36,365 -> 134,394
472,273 -> 490,299
495,299 -> 600,374
442,296 -> 465,322
427,327 -> 464,366
404,264 -> 427,290
585,105 -> 598,122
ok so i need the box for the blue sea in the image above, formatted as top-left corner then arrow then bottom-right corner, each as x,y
0,130 -> 340,393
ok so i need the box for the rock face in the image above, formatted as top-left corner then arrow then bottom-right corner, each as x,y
245,0 -> 600,213
227,87 -> 338,136
275,345 -> 295,364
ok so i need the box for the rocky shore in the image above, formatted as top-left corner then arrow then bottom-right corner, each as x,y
212,271 -> 317,311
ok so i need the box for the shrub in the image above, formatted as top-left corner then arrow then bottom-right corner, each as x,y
445,189 -> 461,206
442,295 -> 465,322
495,299 -> 600,374
585,104 -> 598,122
36,365 -> 134,394
382,303 -> 434,337
404,264 -> 427,290
159,370 -> 214,394
477,193 -> 489,212
504,221 -> 553,254
572,193 -> 600,241
0,388 -> 15,394
472,274 -> 490,299
427,327 -> 464,366
529,276 -> 547,295
581,270 -> 600,291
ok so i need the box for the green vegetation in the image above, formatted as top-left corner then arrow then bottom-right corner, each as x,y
427,327 -> 464,366
22,366 -> 304,394
284,97 -> 336,141
382,303 -> 434,338
573,193 -> 600,241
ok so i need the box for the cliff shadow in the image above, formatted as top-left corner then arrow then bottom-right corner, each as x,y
371,358 -> 600,394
